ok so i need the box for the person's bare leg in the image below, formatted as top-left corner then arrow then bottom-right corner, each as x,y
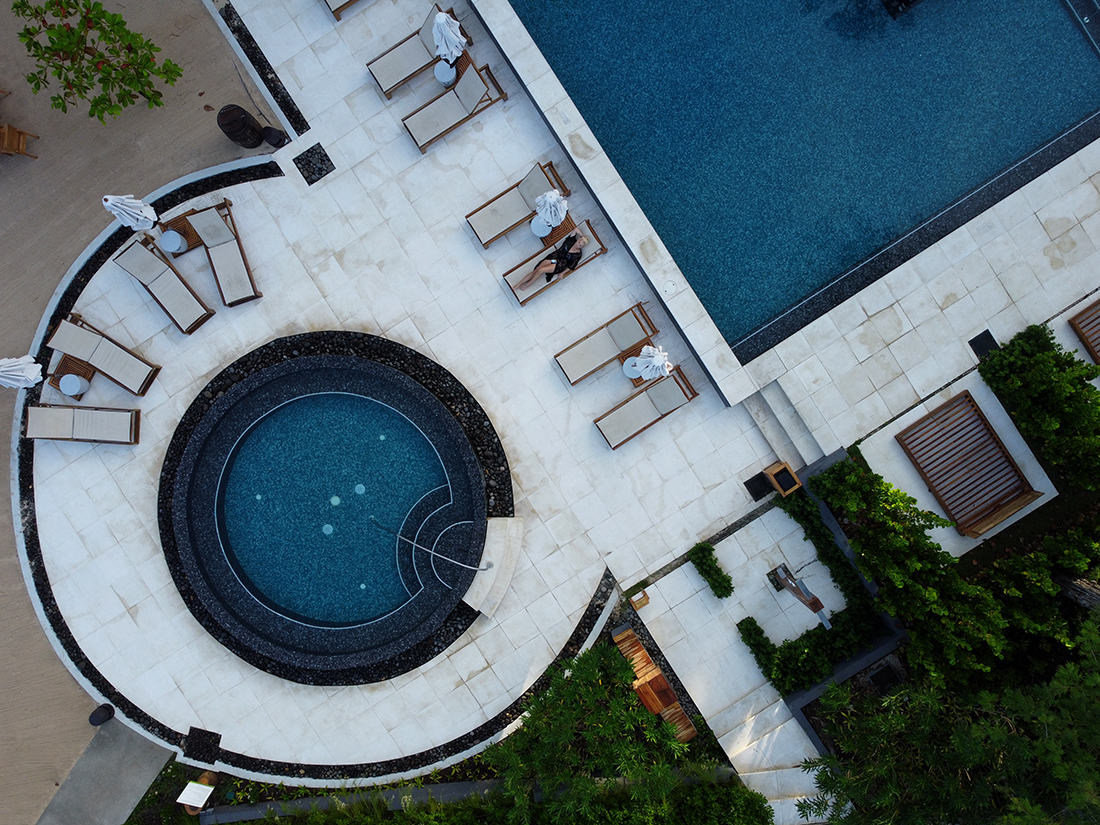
516,260 -> 556,291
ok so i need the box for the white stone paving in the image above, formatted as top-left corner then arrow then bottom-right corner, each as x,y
19,0 -> 1100,801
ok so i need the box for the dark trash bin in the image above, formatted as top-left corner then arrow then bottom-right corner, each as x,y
262,126 -> 291,148
217,105 -> 263,148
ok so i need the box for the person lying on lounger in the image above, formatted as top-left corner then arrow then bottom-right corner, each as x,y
514,233 -> 589,291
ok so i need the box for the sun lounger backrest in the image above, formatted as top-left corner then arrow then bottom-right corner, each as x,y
73,408 -> 134,443
574,221 -> 602,265
517,165 -> 548,211
188,209 -> 236,247
89,339 -> 152,395
26,406 -> 74,440
454,65 -> 488,113
607,312 -> 646,351
48,320 -> 100,360
419,7 -> 440,52
115,242 -> 168,286
648,377 -> 691,415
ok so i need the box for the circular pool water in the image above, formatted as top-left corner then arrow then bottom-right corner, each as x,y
159,334 -> 498,685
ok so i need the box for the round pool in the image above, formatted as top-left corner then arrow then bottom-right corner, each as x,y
159,333 -> 500,685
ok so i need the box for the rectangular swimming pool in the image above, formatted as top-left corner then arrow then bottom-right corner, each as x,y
511,0 -> 1100,360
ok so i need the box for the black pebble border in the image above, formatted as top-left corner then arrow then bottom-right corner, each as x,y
220,2 -> 310,137
16,161 -> 285,752
157,333 -> 504,685
213,566 -> 617,780
732,106 -> 1100,362
293,143 -> 336,186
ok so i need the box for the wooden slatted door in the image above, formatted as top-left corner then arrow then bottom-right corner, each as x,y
895,390 -> 1040,538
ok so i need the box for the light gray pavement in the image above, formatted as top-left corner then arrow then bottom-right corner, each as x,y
36,720 -> 171,825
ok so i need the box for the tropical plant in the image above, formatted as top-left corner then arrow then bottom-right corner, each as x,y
12,0 -> 183,122
483,643 -> 688,825
687,542 -> 733,598
811,459 -> 1009,688
978,324 -> 1100,490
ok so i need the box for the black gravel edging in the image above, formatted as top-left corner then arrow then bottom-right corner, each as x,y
220,2 -> 310,137
732,106 -> 1100,362
293,143 -> 336,185
158,335 -> 499,685
16,160 -> 286,753
210,566 -> 617,780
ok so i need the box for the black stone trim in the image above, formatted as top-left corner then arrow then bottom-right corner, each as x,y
183,727 -> 223,763
220,2 -> 310,137
732,106 -> 1100,362
160,337 -> 500,684
15,161 -> 285,753
293,143 -> 336,186
207,567 -> 617,780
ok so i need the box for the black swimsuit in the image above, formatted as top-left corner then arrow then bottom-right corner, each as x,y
542,234 -> 581,280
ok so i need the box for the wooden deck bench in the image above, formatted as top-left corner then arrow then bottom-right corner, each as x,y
612,624 -> 697,742
1069,297 -> 1100,363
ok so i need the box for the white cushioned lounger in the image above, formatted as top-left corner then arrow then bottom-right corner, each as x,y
466,164 -> 561,248
26,405 -> 140,444
555,303 -> 658,385
47,317 -> 160,396
115,238 -> 214,334
504,219 -> 606,305
594,367 -> 697,449
402,62 -> 504,153
186,201 -> 260,306
367,6 -> 442,99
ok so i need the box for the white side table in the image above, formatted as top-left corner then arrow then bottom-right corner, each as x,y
434,61 -> 457,87
59,373 -> 91,397
530,216 -> 552,238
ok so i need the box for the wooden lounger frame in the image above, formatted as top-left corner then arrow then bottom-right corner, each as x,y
327,0 -> 363,21
367,5 -> 472,99
129,235 -> 215,334
1069,297 -> 1100,363
402,61 -> 506,154
166,198 -> 262,307
48,313 -> 161,397
895,390 -> 1041,538
465,161 -> 570,248
503,219 -> 607,306
594,366 -> 698,450
26,404 -> 140,445
554,302 -> 659,385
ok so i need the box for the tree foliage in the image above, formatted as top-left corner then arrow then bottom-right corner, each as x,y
12,0 -> 183,122
978,324 -> 1100,490
811,459 -> 1008,688
483,644 -> 689,825
799,613 -> 1100,825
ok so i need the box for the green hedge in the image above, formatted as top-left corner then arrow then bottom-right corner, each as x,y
734,489 -> 880,696
687,542 -> 734,598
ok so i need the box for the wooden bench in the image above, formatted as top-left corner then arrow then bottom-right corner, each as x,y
612,625 -> 697,742
1069,297 -> 1100,363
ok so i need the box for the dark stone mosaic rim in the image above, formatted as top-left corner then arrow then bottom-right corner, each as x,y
17,162 -> 286,753
161,338 -> 495,684
731,104 -> 1100,362
220,2 -> 310,137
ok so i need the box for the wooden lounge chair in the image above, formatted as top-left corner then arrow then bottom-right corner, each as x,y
594,366 -> 698,449
402,60 -> 506,153
325,0 -> 363,21
0,123 -> 38,159
465,161 -> 570,248
503,219 -> 607,306
181,199 -> 261,306
46,314 -> 160,396
555,302 -> 659,385
114,236 -> 215,334
367,5 -> 470,100
26,404 -> 140,445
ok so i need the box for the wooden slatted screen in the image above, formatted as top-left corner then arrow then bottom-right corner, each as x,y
895,390 -> 1040,538
1069,298 -> 1100,364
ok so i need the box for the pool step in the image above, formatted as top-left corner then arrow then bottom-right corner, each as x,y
743,381 -> 825,469
464,517 -> 523,617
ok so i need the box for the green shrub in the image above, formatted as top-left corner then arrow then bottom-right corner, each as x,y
979,323 -> 1100,490
811,459 -> 1009,688
687,542 -> 733,598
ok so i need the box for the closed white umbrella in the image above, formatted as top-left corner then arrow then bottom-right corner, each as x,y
102,195 -> 157,231
633,345 -> 673,380
433,12 -> 467,64
0,355 -> 42,389
535,189 -> 568,227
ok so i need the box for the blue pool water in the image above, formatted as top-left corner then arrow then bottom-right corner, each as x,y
221,393 -> 446,625
511,0 -> 1100,343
